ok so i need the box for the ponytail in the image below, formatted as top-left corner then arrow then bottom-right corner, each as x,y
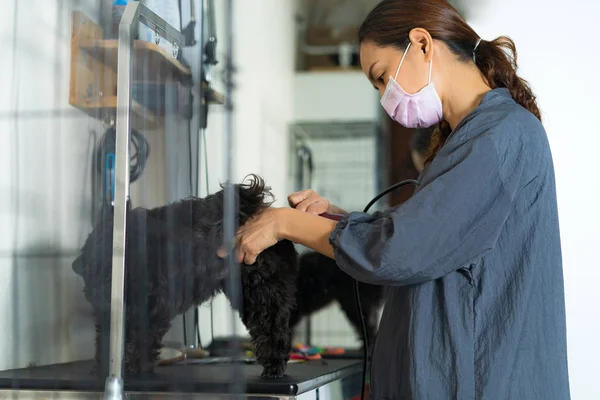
425,36 -> 541,163
476,36 -> 541,121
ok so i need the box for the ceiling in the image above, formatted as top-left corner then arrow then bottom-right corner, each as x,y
296,0 -> 472,27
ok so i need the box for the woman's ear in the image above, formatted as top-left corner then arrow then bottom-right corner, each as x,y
408,28 -> 434,62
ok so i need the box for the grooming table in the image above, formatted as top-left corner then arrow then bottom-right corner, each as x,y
323,349 -> 365,360
0,358 -> 363,399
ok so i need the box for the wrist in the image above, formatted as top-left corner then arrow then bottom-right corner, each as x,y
328,204 -> 348,215
275,207 -> 296,241
276,207 -> 337,259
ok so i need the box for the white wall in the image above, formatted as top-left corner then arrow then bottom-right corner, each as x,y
194,0 -> 296,200
294,71 -> 379,122
469,1 -> 600,399
0,0 -> 103,370
195,0 -> 297,340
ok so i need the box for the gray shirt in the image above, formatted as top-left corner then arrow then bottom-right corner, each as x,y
329,89 -> 570,400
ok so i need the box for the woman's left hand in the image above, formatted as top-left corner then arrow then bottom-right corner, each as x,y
217,207 -> 285,265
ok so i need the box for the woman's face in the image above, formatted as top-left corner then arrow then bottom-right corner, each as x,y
359,30 -> 438,98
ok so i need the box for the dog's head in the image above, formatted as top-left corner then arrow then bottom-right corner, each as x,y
236,174 -> 274,224
72,175 -> 273,290
203,174 -> 274,226
72,209 -> 115,307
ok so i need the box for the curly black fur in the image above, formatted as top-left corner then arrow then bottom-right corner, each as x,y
290,251 -> 384,349
72,175 -> 298,379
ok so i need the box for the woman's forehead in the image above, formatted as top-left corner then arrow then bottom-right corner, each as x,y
360,42 -> 383,66
360,42 -> 397,62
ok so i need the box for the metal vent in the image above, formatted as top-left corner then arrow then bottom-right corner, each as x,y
292,121 -> 376,140
289,120 -> 380,348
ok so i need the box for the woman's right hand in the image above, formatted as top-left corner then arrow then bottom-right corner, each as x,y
288,189 -> 345,215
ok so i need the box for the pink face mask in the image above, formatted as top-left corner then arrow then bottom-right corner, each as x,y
380,42 -> 444,129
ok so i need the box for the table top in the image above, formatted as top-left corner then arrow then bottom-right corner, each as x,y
0,358 -> 363,396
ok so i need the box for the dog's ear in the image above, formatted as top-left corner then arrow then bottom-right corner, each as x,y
237,174 -> 273,221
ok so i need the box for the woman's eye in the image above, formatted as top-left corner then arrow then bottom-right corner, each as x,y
378,75 -> 385,83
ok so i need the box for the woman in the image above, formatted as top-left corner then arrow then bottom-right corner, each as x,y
221,0 -> 571,398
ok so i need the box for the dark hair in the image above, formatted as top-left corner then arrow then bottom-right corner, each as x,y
359,0 -> 541,162
411,127 -> 435,156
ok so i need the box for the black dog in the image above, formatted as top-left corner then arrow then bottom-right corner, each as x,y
72,175 -> 298,379
290,251 -> 384,349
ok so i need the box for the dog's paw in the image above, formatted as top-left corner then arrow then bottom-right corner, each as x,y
89,363 -> 105,378
260,366 -> 285,379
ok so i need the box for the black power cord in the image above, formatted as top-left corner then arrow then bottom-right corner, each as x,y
355,178 -> 420,400
95,126 -> 150,207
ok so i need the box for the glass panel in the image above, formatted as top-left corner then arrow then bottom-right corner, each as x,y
0,1 -> 366,398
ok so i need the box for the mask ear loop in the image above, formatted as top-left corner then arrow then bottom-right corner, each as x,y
473,38 -> 482,63
428,56 -> 433,84
394,42 -> 412,80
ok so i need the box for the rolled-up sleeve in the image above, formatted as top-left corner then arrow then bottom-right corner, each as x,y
329,134 -> 516,286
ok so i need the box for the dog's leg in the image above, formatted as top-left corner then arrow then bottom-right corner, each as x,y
238,274 -> 294,379
147,319 -> 172,373
122,304 -> 172,375
243,300 -> 292,379
122,298 -> 156,375
91,321 -> 102,377
91,308 -> 111,378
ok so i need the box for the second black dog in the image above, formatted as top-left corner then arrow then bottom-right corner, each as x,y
290,251 -> 384,349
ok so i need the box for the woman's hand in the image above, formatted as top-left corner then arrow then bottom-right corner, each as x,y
217,207 -> 284,265
288,189 -> 346,215
288,189 -> 331,214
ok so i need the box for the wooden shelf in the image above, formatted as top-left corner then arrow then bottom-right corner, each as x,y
79,38 -> 192,80
69,11 -> 225,130
74,96 -> 160,130
204,83 -> 225,105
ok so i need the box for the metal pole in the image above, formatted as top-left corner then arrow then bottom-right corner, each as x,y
223,0 -> 236,294
194,0 -> 208,351
104,4 -> 187,399
104,3 -> 140,399
198,0 -> 207,116
223,0 -> 244,397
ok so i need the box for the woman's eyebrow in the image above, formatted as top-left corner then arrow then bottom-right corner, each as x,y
368,61 -> 379,82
